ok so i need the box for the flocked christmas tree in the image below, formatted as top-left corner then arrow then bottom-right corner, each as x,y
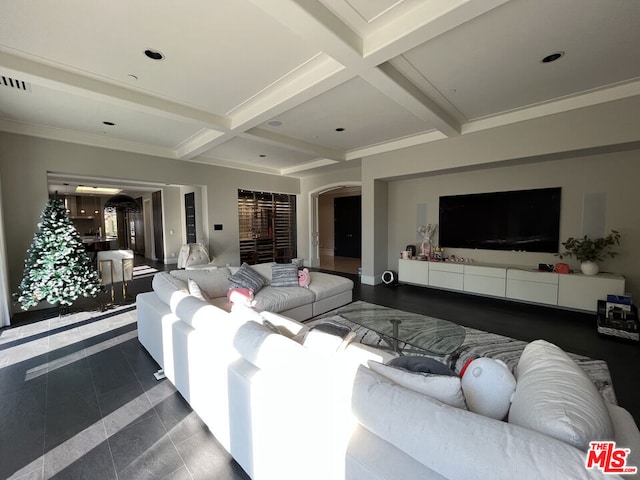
16,196 -> 101,310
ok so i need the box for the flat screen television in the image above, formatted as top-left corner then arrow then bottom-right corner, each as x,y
438,187 -> 561,253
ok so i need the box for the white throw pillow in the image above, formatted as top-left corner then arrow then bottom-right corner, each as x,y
367,360 -> 467,409
508,339 -> 614,451
187,278 -> 210,302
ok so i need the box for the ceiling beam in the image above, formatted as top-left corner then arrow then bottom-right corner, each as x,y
246,0 -> 500,141
242,127 -> 344,161
0,51 -> 231,130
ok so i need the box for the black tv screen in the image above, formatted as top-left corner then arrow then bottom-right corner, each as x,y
438,187 -> 561,253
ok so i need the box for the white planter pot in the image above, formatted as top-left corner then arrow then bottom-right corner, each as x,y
580,261 -> 599,275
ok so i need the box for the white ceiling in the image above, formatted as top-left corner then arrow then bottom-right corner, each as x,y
1,0 -> 639,179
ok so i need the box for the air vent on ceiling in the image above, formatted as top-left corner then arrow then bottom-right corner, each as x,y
1,75 -> 32,92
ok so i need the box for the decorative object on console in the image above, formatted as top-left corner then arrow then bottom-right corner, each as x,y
557,229 -> 621,275
460,357 -> 516,420
417,224 -> 437,258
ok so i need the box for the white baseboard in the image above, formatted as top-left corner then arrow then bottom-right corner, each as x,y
361,274 -> 382,285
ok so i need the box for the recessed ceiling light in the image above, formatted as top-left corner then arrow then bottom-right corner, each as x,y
103,121 -> 116,126
541,51 -> 564,63
335,127 -> 345,132
144,49 -> 165,61
267,120 -> 283,127
128,74 -> 138,80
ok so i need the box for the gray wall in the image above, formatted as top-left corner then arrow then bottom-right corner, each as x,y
361,96 -> 640,298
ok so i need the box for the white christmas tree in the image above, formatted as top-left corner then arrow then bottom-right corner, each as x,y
16,196 -> 101,310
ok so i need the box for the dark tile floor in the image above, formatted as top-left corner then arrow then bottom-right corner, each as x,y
2,263 -> 638,479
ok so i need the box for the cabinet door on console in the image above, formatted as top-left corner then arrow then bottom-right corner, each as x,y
429,262 -> 464,290
557,273 -> 625,312
463,265 -> 507,298
506,269 -> 559,306
398,259 -> 428,285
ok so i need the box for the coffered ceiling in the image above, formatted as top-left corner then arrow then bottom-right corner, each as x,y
1,0 -> 639,177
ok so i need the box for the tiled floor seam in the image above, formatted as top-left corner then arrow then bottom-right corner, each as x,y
87,320 -> 121,480
123,335 -> 196,480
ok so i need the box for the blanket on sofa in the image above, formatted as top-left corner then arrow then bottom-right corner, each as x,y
305,301 -> 617,405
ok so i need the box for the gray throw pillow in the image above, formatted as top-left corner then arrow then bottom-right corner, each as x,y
387,356 -> 456,376
271,263 -> 300,287
228,262 -> 266,292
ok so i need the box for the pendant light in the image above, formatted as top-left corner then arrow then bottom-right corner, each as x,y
104,194 -> 141,213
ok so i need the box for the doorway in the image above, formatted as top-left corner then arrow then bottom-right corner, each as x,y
316,186 -> 361,275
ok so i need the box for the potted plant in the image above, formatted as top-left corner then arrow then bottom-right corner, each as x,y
557,230 -> 621,275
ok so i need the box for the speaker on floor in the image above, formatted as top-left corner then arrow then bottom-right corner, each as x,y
381,270 -> 398,286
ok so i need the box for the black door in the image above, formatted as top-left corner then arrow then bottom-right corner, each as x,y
152,190 -> 164,261
334,195 -> 361,258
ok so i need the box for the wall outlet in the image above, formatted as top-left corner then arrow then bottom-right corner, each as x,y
171,252 -> 176,257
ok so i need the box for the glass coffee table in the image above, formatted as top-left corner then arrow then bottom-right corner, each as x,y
335,302 -> 465,355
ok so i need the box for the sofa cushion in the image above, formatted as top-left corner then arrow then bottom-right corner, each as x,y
253,286 -> 315,313
307,272 -> 354,301
152,272 -> 190,310
271,263 -> 299,287
188,278 -> 211,302
228,263 -> 266,292
508,339 -> 614,451
233,320 -> 311,371
352,366 -> 607,480
173,294 -> 233,331
367,360 -> 466,409
170,267 -> 231,298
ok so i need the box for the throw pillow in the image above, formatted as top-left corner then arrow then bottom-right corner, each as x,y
298,268 -> 311,288
271,263 -> 300,287
228,262 -> 266,292
302,321 -> 356,353
188,278 -> 211,302
227,287 -> 256,307
508,339 -> 614,451
388,356 -> 457,376
368,360 -> 467,409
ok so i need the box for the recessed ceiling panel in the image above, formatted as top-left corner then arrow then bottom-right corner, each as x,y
0,0 -> 320,115
402,0 -> 640,120
319,0 -> 419,36
262,77 -> 432,151
0,81 -> 204,149
200,137 -> 317,171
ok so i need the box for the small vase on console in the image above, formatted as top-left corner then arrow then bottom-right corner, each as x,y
580,261 -> 599,276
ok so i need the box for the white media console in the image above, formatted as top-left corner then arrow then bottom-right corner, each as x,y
398,259 -> 625,313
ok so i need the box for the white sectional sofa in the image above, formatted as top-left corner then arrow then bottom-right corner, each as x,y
136,266 -> 640,480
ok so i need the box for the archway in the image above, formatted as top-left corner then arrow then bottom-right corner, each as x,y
308,181 -> 362,273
